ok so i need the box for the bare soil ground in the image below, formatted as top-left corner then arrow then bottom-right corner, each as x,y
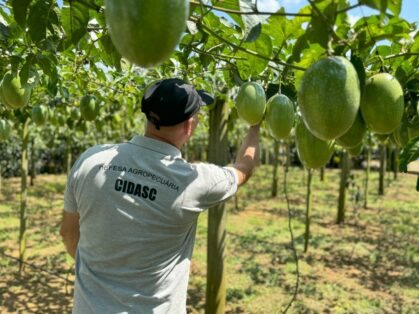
0,166 -> 418,313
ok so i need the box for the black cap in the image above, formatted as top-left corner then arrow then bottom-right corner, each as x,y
141,78 -> 213,129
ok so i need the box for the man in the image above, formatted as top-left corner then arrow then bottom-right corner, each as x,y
60,78 -> 260,313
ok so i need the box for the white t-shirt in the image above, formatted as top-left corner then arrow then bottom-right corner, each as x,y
64,135 -> 238,314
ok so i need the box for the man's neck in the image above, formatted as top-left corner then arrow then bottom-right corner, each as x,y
144,132 -> 182,150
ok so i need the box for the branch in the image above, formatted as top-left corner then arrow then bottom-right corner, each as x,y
86,27 -> 104,32
192,18 -> 306,72
366,52 -> 419,65
191,46 -> 247,62
190,0 -> 311,17
336,2 -> 362,15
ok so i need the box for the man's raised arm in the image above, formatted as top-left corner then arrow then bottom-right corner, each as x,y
232,124 -> 261,186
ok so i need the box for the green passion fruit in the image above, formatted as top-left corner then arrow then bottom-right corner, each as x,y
360,73 -> 404,134
393,122 -> 409,147
298,56 -> 360,141
407,125 -> 419,140
295,117 -> 334,169
265,94 -> 295,140
235,82 -> 266,126
105,0 -> 189,68
80,95 -> 100,121
348,142 -> 363,157
0,119 -> 12,140
336,111 -> 366,148
1,72 -> 31,109
31,105 -> 48,126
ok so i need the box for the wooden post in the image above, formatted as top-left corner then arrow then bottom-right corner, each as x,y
183,141 -> 189,161
378,144 -> 386,196
29,137 -> 36,186
206,96 -> 229,314
320,167 -> 325,182
304,168 -> 313,253
364,146 -> 371,209
19,120 -> 29,273
265,145 -> 270,165
386,146 -> 392,187
271,140 -> 280,197
0,163 -> 2,195
393,148 -> 399,180
285,139 -> 291,173
66,137 -> 73,176
337,151 -> 350,224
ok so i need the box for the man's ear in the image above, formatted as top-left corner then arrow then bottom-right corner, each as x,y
183,117 -> 194,137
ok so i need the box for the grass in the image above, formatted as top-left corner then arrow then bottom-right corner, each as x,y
0,166 -> 418,313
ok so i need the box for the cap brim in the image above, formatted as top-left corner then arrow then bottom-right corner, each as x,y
197,90 -> 214,106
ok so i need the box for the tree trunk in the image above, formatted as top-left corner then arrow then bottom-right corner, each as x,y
206,96 -> 229,314
304,168 -> 313,253
337,151 -> 350,224
378,144 -> 386,196
364,146 -> 371,209
271,140 -> 280,197
19,120 -> 30,273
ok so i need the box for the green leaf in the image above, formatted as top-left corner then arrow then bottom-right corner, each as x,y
395,61 -> 413,87
20,54 -> 35,86
264,8 -> 287,47
360,0 -> 401,16
354,15 -> 411,50
90,62 -> 107,82
212,0 -> 243,28
292,33 -> 309,62
98,34 -> 121,71
359,0 -> 387,16
35,53 -> 58,85
0,8 -> 14,24
0,22 -> 9,41
266,83 -> 279,100
12,0 -> 32,28
61,1 -> 89,46
47,76 -> 58,96
10,56 -> 23,74
236,33 -> 272,79
307,2 -> 338,49
240,0 -> 264,41
295,43 -> 326,92
244,22 -> 261,43
372,45 -> 392,57
388,1 -> 401,16
27,0 -> 54,43
335,5 -> 351,39
399,136 -> 419,172
268,5 -> 310,51
350,55 -> 366,95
